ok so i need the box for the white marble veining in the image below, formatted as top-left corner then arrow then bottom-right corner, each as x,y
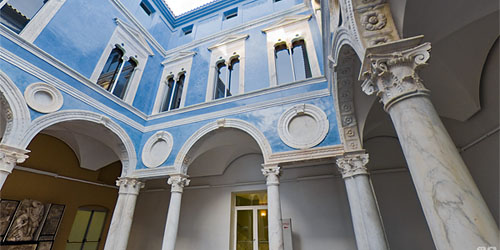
389,96 -> 499,250
337,154 -> 389,250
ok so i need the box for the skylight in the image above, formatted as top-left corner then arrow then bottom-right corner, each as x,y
164,0 -> 216,16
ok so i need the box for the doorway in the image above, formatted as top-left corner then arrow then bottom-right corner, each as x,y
233,192 -> 269,250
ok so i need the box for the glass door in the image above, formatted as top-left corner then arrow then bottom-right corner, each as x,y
234,207 -> 269,250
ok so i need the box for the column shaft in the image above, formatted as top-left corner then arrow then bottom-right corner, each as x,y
262,165 -> 284,250
162,192 -> 183,250
344,175 -> 388,250
337,154 -> 388,250
161,175 -> 189,250
360,36 -> 499,250
267,183 -> 284,250
104,178 -> 144,250
389,96 -> 498,249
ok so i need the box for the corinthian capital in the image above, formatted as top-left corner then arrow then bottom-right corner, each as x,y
261,164 -> 281,186
167,174 -> 190,193
0,144 -> 29,174
360,36 -> 431,111
336,153 -> 369,178
116,177 -> 145,195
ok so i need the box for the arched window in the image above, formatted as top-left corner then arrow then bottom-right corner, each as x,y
274,40 -> 312,84
160,73 -> 184,112
66,206 -> 107,250
97,46 -> 137,99
215,57 -> 240,100
291,40 -> 312,81
274,43 -> 293,84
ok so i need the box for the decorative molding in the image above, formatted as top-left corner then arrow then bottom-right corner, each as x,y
267,145 -> 344,165
130,165 -> 178,179
360,11 -> 387,31
277,104 -> 329,149
262,14 -> 321,86
261,15 -> 312,32
0,27 -> 148,120
205,34 -> 248,102
24,82 -> 63,113
332,45 -> 364,152
0,144 -> 30,174
142,131 -> 173,168
114,18 -> 154,56
146,88 -> 330,132
109,0 -> 169,57
261,165 -> 280,186
20,110 -> 137,177
162,3 -> 308,57
360,36 -> 431,111
116,177 -> 145,195
0,46 -> 145,132
153,51 -> 196,114
0,70 -> 31,147
149,76 -> 326,121
167,174 -> 190,193
335,152 -> 369,178
175,119 -> 273,173
208,34 -> 249,50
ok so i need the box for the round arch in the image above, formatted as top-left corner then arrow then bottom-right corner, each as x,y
20,110 -> 137,176
0,70 -> 31,147
174,118 -> 272,174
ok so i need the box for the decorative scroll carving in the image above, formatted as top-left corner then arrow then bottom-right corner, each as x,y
261,165 -> 281,186
360,37 -> 431,111
0,144 -> 29,174
116,177 -> 144,195
336,153 -> 369,178
167,175 -> 190,193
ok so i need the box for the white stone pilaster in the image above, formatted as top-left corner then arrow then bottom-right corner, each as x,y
162,174 -> 190,250
104,177 -> 144,250
0,144 -> 29,190
360,36 -> 499,250
336,153 -> 388,250
262,164 -> 284,250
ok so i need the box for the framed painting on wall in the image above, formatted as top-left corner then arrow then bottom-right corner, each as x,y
38,204 -> 65,241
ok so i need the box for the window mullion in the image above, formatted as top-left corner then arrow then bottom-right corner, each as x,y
287,45 -> 296,81
80,210 -> 95,250
110,56 -> 127,94
168,80 -> 178,111
225,61 -> 231,98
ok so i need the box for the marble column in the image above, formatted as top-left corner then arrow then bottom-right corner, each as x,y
0,144 -> 29,190
262,164 -> 284,250
104,177 -> 144,250
360,36 -> 499,250
336,153 -> 388,250
162,174 -> 190,250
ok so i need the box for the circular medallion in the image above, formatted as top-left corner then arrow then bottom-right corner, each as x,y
278,104 -> 329,149
142,131 -> 173,168
24,82 -> 63,113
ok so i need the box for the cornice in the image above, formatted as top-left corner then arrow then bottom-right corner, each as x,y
261,14 -> 312,33
208,34 -> 249,50
114,18 -> 154,56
